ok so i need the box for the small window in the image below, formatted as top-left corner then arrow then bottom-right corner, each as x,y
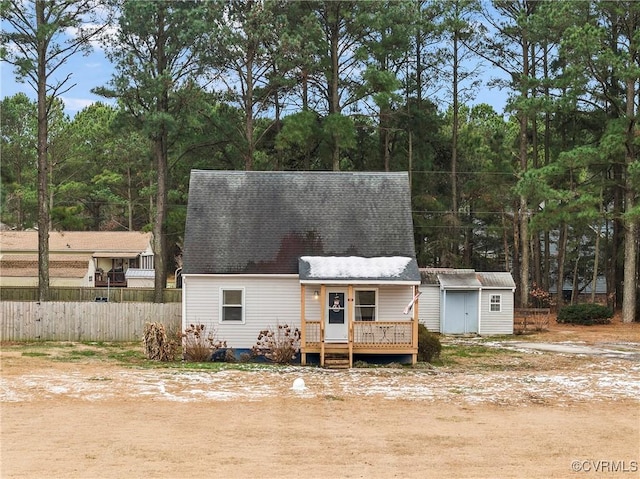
221,288 -> 244,322
490,294 -> 502,312
141,254 -> 154,270
355,289 -> 377,321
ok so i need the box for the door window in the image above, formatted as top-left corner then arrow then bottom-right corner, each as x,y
328,292 -> 345,324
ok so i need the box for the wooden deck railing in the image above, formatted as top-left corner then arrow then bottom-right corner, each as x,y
301,320 -> 414,348
352,321 -> 413,346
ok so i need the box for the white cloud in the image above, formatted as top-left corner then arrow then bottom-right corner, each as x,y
60,97 -> 98,113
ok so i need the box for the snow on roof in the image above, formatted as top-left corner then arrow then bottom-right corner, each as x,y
299,256 -> 418,282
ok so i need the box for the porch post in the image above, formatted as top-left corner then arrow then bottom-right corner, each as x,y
300,284 -> 306,365
347,285 -> 354,368
320,284 -> 326,367
412,285 -> 419,365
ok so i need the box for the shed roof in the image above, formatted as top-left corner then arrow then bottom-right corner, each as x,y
125,268 -> 155,279
438,272 -> 482,288
183,171 -> 418,275
420,268 -> 515,290
477,272 -> 516,289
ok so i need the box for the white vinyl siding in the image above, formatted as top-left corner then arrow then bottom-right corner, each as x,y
480,289 -> 514,335
418,285 -> 441,332
376,285 -> 414,320
183,275 -> 301,349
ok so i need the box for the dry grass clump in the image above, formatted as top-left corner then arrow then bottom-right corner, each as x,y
143,322 -> 180,361
182,324 -> 227,362
251,324 -> 300,364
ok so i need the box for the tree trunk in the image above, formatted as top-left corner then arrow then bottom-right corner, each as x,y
519,195 -> 530,307
153,133 -> 168,304
36,2 -> 50,302
244,48 -> 254,171
571,256 -> 580,305
512,205 -> 521,307
556,222 -> 568,308
622,77 -> 638,322
153,7 -> 168,304
451,24 -> 460,262
518,31 -> 530,308
329,3 -> 341,171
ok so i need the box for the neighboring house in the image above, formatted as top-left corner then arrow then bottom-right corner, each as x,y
182,170 -> 422,367
419,268 -> 516,335
550,277 -> 608,303
0,231 -> 154,288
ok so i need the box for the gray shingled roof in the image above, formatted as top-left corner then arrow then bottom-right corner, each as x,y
183,170 -> 418,276
419,268 -> 515,289
438,272 -> 482,288
477,272 -> 516,289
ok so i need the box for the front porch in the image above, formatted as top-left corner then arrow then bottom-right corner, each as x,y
301,319 -> 418,367
299,284 -> 419,367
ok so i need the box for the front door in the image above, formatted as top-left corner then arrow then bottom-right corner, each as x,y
325,289 -> 348,342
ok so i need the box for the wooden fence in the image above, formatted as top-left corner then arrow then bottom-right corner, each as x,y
0,302 -> 182,342
0,287 -> 181,303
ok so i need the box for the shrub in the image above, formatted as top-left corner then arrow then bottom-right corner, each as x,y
529,283 -> 551,309
251,323 -> 301,364
417,324 -> 441,363
143,322 -> 180,361
557,303 -> 613,325
182,324 -> 227,362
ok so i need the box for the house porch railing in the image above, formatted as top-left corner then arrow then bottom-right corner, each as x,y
302,320 -> 414,348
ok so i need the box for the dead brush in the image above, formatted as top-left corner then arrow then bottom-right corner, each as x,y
143,322 -> 180,361
514,313 -> 550,334
251,323 -> 301,364
182,324 -> 227,362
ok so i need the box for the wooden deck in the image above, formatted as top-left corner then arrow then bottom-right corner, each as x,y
299,283 -> 420,368
301,320 -> 418,367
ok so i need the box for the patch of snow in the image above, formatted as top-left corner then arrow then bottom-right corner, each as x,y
301,256 -> 411,279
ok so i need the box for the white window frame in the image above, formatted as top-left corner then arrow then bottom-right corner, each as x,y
489,294 -> 502,312
141,254 -> 154,270
354,288 -> 378,322
219,287 -> 245,323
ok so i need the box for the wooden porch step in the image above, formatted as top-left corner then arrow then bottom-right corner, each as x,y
324,355 -> 350,369
324,345 -> 350,368
323,343 -> 349,354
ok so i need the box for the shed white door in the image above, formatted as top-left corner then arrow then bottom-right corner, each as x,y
325,289 -> 348,342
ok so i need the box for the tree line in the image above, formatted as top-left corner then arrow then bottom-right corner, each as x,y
1,0 -> 638,321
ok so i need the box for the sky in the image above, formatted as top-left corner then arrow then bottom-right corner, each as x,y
1,42 -> 510,118
1,47 -> 116,116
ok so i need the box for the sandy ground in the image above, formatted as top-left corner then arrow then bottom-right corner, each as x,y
1,317 -> 639,479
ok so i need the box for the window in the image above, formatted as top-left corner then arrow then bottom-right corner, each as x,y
141,254 -> 154,270
490,294 -> 502,312
221,288 -> 244,322
355,289 -> 377,321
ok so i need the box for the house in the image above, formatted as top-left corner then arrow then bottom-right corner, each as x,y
0,231 -> 154,288
419,268 -> 516,335
181,170 -> 422,367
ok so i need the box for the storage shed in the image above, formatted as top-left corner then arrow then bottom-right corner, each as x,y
419,268 -> 516,335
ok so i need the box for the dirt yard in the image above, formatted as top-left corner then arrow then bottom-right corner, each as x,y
1,317 -> 639,479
